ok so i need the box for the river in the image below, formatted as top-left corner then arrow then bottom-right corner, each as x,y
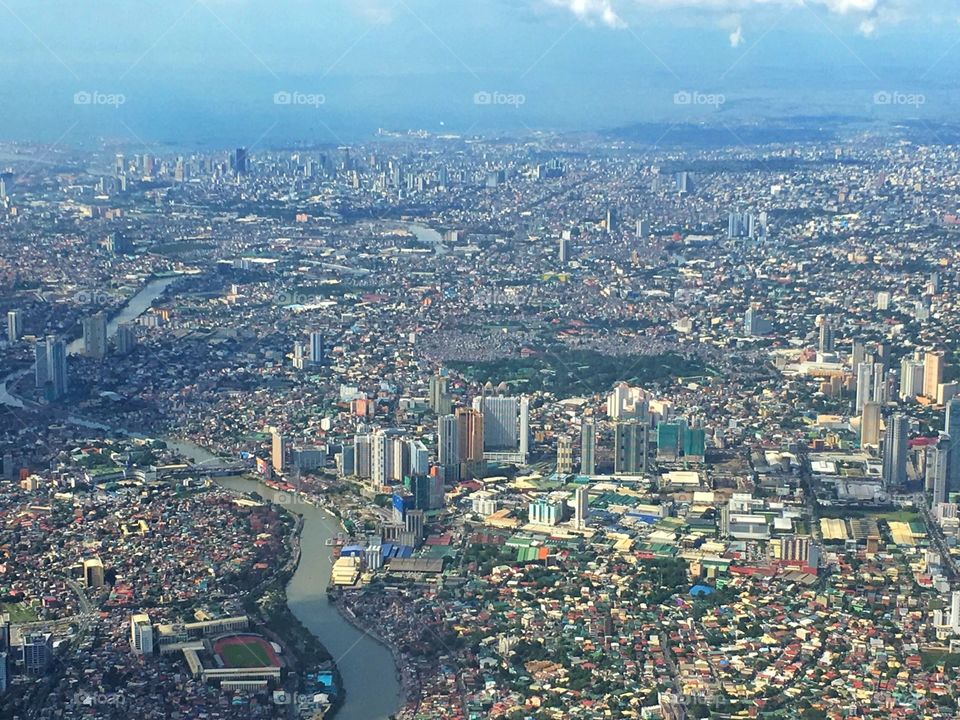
168,441 -> 402,720
0,277 -> 403,719
66,275 -> 182,355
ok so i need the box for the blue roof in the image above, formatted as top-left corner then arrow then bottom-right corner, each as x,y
690,584 -> 716,597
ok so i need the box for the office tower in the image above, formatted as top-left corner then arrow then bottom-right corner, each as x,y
615,421 -> 647,474
130,614 -> 154,655
636,218 -> 651,237
817,317 -> 834,354
271,430 -> 287,474
6,310 -> 21,342
557,435 -> 573,475
116,323 -> 136,355
234,147 -> 248,174
876,291 -> 891,310
925,351 -> 945,400
558,236 -> 570,263
44,336 -> 68,399
371,430 -> 394,488
656,421 -> 681,462
82,311 -> 108,359
0,171 -> 12,200
882,413 -> 908,488
581,420 -> 596,476
574,486 -> 589,529
114,153 -> 125,177
142,154 -> 155,177
456,408 -> 484,462
428,372 -> 452,415
900,358 -> 925,400
860,402 -> 881,447
855,362 -> 875,412
174,157 -> 186,182
309,331 -> 325,365
929,436 -> 950,506
292,341 -> 306,370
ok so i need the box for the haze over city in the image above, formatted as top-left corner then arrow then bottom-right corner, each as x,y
2,2 -> 960,720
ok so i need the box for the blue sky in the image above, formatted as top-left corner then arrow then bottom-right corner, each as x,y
0,0 -> 958,145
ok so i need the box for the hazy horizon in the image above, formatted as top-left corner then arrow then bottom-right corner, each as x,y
1,0 -> 959,146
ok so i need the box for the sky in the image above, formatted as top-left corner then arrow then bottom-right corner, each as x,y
0,0 -> 958,147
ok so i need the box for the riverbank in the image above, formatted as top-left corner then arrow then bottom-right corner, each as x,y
209,470 -> 402,720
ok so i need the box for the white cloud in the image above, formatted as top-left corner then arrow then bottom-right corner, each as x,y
543,0 -> 903,33
545,0 -> 625,27
729,24 -> 745,45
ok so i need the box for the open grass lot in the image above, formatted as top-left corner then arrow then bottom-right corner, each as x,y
0,602 -> 38,623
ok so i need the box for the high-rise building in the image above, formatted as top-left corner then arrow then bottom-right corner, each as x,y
519,396 -> 530,461
900,358 -> 925,400
116,323 -> 136,355
855,362 -> 875,412
574,486 -> 589,529
353,432 -> 371,479
580,420 -> 596,476
438,414 -> 459,469
82,311 -> 108,359
925,351 -> 945,400
130,614 -> 154,655
656,421 -> 681,462
929,435 -> 950,506
34,340 -> 48,390
557,435 -> 573,475
817,317 -> 834,354
38,336 -> 68,400
428,373 -> 452,415
83,558 -> 105,588
6,310 -> 22,342
605,207 -> 618,234
860,402 -> 881,447
234,147 -> 248,174
477,396 -> 518,450
682,426 -> 706,460
455,408 -> 484,462
309,331 -> 325,365
947,399 -> 960,491
271,430 -> 287,474
607,383 -> 648,421
882,413 -> 908,488
19,633 -> 51,675
408,440 -> 428,477
292,341 -> 306,370
558,236 -> 570,263
876,291 -> 891,310
615,421 -> 647,474
528,497 -> 564,526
